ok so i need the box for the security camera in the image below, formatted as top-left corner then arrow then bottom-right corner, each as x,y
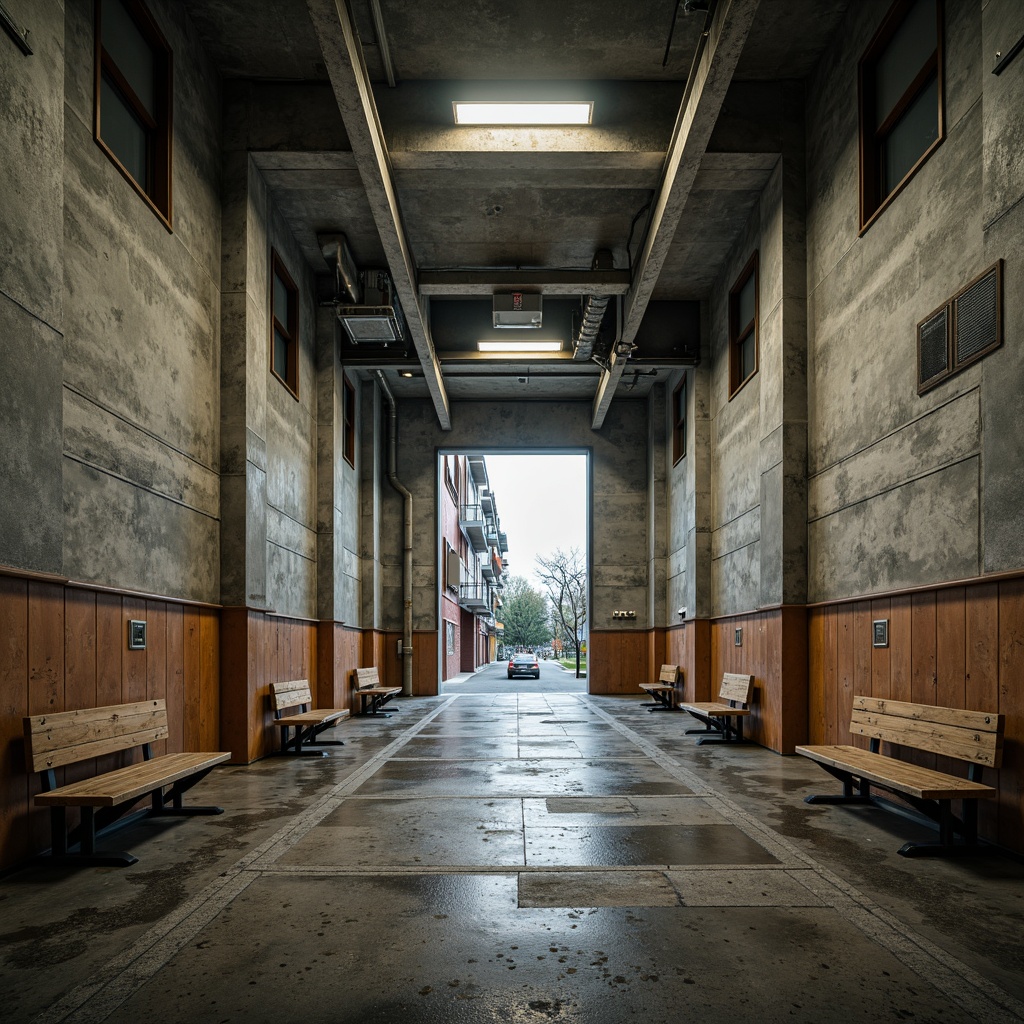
678,607 -> 687,620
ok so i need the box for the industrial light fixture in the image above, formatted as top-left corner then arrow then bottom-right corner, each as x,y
399,371 -> 414,378
453,101 -> 593,125
477,341 -> 562,353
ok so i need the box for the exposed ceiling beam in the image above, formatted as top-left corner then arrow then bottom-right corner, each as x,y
419,270 -> 631,297
306,0 -> 451,428
591,0 -> 761,430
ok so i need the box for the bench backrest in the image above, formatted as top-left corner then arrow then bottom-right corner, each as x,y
24,700 -> 169,773
658,664 -> 680,685
718,673 -> 754,705
354,667 -> 380,690
270,679 -> 313,715
850,696 -> 1003,768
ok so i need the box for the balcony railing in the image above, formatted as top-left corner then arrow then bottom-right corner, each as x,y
459,504 -> 488,553
458,583 -> 492,613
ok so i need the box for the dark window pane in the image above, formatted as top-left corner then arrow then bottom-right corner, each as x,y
102,0 -> 156,116
273,327 -> 289,379
273,272 -> 291,327
874,0 -> 936,127
737,273 -> 756,329
100,73 -> 149,186
741,335 -> 756,380
881,72 -> 938,195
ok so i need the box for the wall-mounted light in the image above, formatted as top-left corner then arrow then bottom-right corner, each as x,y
477,341 -> 562,353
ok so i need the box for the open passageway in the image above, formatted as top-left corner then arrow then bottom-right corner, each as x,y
3,693 -> 1023,1023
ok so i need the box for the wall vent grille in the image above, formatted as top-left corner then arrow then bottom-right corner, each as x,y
954,264 -> 1000,364
918,306 -> 949,389
917,259 -> 1003,394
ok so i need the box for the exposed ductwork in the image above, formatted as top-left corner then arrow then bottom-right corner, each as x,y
572,249 -> 614,361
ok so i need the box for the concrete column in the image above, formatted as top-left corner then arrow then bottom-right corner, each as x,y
0,2 -> 64,574
758,84 -> 808,608
219,154 -> 269,607
316,309 -> 339,621
359,380 -> 384,630
647,386 -> 668,629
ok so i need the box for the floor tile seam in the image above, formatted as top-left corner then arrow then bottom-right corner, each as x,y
584,696 -> 1024,1024
33,696 -> 461,1024
252,862 -> 801,875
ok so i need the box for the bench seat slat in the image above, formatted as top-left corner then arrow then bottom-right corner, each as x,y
678,701 -> 751,717
275,709 -> 350,728
639,683 -> 676,693
34,752 -> 230,807
358,686 -> 401,696
795,744 -> 996,801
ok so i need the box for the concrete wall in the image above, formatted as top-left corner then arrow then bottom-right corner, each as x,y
0,0 -> 64,575
1,2 -> 222,598
805,0 -> 1024,601
374,399 -> 649,634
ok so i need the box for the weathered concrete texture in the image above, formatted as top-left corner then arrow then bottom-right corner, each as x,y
0,0 -> 63,330
808,390 -> 981,522
64,462 -> 219,602
0,300 -> 63,573
712,539 -> 759,616
359,383 -> 384,630
59,1 -> 222,600
982,0 -> 1024,228
809,458 -> 981,603
647,387 -> 667,627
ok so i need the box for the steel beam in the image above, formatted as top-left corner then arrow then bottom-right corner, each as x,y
419,270 -> 631,297
307,0 -> 451,428
591,0 -> 761,430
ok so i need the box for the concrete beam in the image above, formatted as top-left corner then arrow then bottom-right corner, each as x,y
419,270 -> 632,296
592,0 -> 761,430
306,0 -> 451,429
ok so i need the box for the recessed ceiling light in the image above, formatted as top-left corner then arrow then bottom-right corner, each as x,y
399,371 -> 414,378
453,101 -> 593,126
477,341 -> 563,353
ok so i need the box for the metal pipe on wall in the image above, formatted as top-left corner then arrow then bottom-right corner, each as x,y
376,372 -> 414,697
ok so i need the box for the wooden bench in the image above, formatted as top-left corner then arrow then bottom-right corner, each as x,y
639,664 -> 682,712
23,700 -> 229,867
353,667 -> 402,716
797,696 -> 1004,858
678,672 -> 754,744
270,679 -> 350,756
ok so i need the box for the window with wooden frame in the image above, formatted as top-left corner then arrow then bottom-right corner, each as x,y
729,253 -> 758,398
270,252 -> 299,398
94,0 -> 172,228
859,0 -> 943,232
672,376 -> 686,465
444,456 -> 458,502
343,375 -> 356,467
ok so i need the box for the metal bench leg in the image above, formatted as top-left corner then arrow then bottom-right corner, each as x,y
40,805 -> 138,867
805,765 -> 873,804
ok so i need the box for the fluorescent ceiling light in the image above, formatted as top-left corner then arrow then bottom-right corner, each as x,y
453,101 -> 593,126
478,341 -> 563,353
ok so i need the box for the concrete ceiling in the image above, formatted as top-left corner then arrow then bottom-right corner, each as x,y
185,0 -> 850,425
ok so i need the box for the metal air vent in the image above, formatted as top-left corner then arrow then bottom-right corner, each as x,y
954,261 -> 1002,366
917,305 -> 949,392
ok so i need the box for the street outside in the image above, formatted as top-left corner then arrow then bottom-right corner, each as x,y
441,656 -> 586,694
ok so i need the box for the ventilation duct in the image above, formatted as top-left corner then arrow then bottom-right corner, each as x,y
572,249 -> 615,361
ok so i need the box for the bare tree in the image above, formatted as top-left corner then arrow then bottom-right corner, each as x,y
535,548 -> 587,677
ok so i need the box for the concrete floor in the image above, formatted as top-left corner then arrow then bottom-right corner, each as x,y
2,694 -> 1022,1023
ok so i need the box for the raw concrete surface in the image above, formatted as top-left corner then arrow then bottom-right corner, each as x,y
2,693 -> 1022,1024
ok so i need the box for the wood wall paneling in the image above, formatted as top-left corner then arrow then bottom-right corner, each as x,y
997,580 -> 1024,852
0,578 -> 29,868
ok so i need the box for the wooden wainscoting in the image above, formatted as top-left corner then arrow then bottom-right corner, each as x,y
808,580 -> 1024,854
588,630 -> 651,694
0,577 -> 219,872
666,620 -> 711,702
316,622 -> 361,710
710,607 -> 808,754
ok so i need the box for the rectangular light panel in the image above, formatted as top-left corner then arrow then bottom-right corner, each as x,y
477,341 -> 563,353
453,101 -> 593,126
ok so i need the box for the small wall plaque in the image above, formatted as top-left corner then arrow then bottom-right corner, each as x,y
734,627 -> 743,647
129,620 -> 147,650
872,619 -> 889,648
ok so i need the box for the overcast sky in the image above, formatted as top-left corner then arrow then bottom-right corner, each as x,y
483,453 -> 588,587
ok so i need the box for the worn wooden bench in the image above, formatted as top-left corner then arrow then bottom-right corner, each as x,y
270,679 -> 350,756
797,696 -> 1004,858
353,667 -> 402,716
24,700 -> 229,867
639,664 -> 682,711
678,672 -> 754,744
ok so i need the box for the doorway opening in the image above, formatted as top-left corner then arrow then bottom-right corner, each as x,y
437,451 -> 590,694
